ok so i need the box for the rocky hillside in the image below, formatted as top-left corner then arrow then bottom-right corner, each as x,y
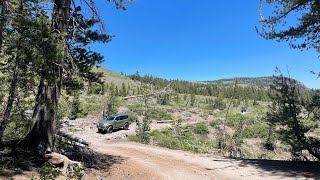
200,77 -> 308,89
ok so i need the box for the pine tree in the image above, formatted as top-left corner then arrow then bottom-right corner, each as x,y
69,90 -> 82,120
103,95 -> 118,117
121,83 -> 127,97
190,94 -> 196,106
258,0 -> 320,51
266,69 -> 320,160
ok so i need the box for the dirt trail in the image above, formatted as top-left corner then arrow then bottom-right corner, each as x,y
78,134 -> 319,180
60,118 -> 320,180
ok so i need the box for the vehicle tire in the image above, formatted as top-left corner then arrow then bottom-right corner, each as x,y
98,129 -> 103,133
106,126 -> 113,133
123,123 -> 129,130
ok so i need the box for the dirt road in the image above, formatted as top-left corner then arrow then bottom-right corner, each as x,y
77,134 -> 319,180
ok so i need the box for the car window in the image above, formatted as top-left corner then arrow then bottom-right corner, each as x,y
120,115 -> 128,120
115,117 -> 120,120
106,116 -> 116,121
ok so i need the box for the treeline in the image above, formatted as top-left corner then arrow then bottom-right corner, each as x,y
127,73 -> 272,101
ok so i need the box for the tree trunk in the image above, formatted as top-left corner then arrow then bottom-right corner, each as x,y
27,76 -> 59,153
0,52 -> 20,142
0,0 -> 6,50
26,0 -> 71,154
0,1 -> 22,145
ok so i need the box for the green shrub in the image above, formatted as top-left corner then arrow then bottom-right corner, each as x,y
81,103 -> 100,116
155,134 -> 180,150
40,163 -> 61,180
178,139 -> 212,153
128,104 -> 144,116
242,123 -> 269,138
213,98 -> 226,110
302,119 -> 318,131
128,112 -> 138,122
226,113 -> 255,127
148,108 -> 173,120
128,135 -> 140,142
151,128 -> 212,153
233,99 -> 241,107
135,120 -> 151,144
209,120 -> 221,128
150,130 -> 162,138
67,164 -> 84,180
193,122 -> 209,134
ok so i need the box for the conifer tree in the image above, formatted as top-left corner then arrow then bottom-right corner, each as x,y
266,69 -> 320,160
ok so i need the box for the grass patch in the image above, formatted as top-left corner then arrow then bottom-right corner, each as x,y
128,135 -> 140,142
150,128 -> 212,153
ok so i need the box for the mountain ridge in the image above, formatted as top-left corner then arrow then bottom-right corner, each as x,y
198,76 -> 308,89
96,66 -> 308,89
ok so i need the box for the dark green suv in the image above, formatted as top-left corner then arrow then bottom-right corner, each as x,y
97,114 -> 130,133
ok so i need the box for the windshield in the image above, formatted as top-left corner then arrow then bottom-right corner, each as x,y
105,116 -> 116,121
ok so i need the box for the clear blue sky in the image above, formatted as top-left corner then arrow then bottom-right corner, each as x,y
92,0 -> 320,89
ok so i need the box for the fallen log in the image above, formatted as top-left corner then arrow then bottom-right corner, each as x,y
44,152 -> 82,175
57,131 -> 90,147
156,120 -> 174,124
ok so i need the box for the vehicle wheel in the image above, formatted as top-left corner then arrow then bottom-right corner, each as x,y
123,123 -> 129,130
98,129 -> 103,133
106,126 -> 113,133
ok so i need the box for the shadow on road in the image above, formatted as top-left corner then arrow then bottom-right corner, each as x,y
237,158 -> 320,178
64,145 -> 127,172
0,145 -> 127,178
96,128 -> 130,134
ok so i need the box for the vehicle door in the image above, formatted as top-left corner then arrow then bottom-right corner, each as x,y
114,116 -> 121,128
119,115 -> 126,126
123,115 -> 129,123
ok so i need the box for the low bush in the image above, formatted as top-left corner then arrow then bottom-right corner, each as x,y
128,104 -> 144,116
242,123 -> 269,138
209,120 -> 222,128
155,134 -> 180,150
148,108 -> 173,120
128,135 -> 140,142
226,113 -> 255,127
151,128 -> 212,153
213,98 -> 226,110
193,122 -> 209,135
150,130 -> 162,138
40,163 -> 61,180
128,112 -> 138,122
178,139 -> 212,153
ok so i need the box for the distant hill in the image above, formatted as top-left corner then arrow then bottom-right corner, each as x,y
199,76 -> 308,89
94,67 -> 308,90
93,66 -> 140,88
